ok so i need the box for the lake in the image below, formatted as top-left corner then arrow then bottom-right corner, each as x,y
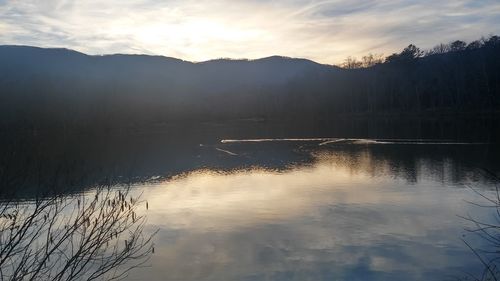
1,131 -> 499,281
123,138 -> 497,281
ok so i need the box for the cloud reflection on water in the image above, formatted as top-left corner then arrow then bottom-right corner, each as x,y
126,149 -> 493,281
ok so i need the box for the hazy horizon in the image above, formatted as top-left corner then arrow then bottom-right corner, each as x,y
0,44 -> 335,65
1,0 -> 500,64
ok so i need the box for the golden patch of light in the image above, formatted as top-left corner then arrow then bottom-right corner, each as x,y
139,159 -> 409,232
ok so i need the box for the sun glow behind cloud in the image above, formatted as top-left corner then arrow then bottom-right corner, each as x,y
1,0 -> 500,64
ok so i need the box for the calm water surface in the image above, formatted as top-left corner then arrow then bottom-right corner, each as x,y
119,140 -> 498,281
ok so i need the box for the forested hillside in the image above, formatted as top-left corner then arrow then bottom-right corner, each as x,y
0,36 -> 499,132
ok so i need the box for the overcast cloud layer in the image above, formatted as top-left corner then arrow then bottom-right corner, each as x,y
1,0 -> 499,64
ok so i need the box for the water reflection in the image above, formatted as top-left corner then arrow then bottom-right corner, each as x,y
1,132 -> 498,280
126,148 -> 497,281
2,130 -> 498,198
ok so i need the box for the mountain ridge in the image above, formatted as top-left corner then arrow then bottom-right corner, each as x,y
0,45 -> 336,67
0,41 -> 499,139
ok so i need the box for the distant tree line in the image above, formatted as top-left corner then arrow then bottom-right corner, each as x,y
340,36 -> 498,68
341,53 -> 385,69
309,35 -> 500,118
0,35 -> 499,135
328,36 -> 500,112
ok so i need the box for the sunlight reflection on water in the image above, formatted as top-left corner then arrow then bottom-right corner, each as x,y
126,147 -> 497,281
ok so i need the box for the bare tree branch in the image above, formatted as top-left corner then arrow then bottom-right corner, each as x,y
0,185 -> 156,281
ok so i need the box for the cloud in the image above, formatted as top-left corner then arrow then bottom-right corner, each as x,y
125,151 -> 485,280
0,0 -> 499,64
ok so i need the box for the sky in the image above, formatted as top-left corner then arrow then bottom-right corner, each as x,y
1,0 -> 499,64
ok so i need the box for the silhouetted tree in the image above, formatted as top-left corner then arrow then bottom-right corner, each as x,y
467,40 -> 484,50
342,56 -> 363,69
450,40 -> 467,52
461,172 -> 500,281
361,53 -> 384,68
427,43 -> 450,55
386,44 -> 424,63
0,186 -> 156,281
485,35 -> 500,47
